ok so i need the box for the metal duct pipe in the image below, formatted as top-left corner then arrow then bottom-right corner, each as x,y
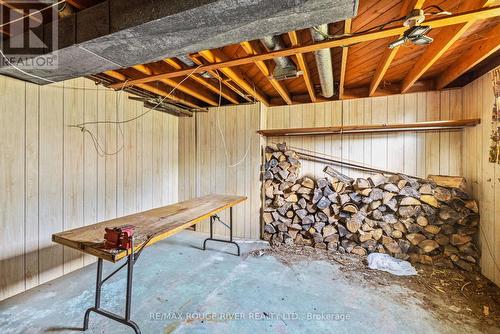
310,24 -> 334,97
260,35 -> 298,81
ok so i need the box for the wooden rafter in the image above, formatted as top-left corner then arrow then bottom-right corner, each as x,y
240,41 -> 292,105
107,6 -> 500,90
288,31 -> 316,102
267,78 -> 433,104
436,23 -> 500,89
346,80 -> 433,99
198,49 -> 270,106
164,58 -> 240,105
104,70 -> 202,110
400,0 -> 494,93
188,54 -> 253,103
339,19 -> 352,99
132,64 -> 218,106
65,0 -> 99,10
369,0 -> 426,96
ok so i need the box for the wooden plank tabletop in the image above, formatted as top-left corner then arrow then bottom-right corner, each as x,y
52,194 -> 246,262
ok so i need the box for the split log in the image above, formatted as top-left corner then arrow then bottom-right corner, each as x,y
428,175 -> 467,191
262,143 -> 481,272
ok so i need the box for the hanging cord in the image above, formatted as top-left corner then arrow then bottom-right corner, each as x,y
423,5 -> 452,16
68,80 -> 128,156
0,45 -> 123,91
68,64 -> 202,156
0,0 -> 66,29
214,69 -> 254,168
0,1 -> 124,91
312,7 -> 452,47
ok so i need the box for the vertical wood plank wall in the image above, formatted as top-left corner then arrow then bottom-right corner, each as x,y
178,104 -> 262,240
0,76 -> 179,301
2,73 -> 497,300
266,90 -> 463,180
178,90 -> 464,240
462,72 -> 500,286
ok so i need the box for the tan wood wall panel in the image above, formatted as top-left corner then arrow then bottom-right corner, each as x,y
38,83 -> 64,285
178,90 -> 465,242
462,71 -> 500,286
0,76 -> 179,301
266,90 -> 464,179
178,104 -> 262,240
25,82 -> 39,288
0,75 -> 26,299
63,78 -> 85,274
179,89 -> 469,238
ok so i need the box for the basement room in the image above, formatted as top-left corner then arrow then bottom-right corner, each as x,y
1,0 -> 500,333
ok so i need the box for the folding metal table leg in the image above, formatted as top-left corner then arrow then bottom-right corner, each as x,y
83,249 -> 141,333
202,207 -> 240,256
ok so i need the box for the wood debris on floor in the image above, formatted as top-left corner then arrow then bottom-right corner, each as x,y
250,245 -> 500,332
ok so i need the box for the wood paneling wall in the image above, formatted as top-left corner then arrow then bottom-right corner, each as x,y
0,76 -> 179,301
2,72 -> 496,300
462,72 -> 500,286
178,90 -> 464,240
178,104 -> 262,240
266,90 -> 464,180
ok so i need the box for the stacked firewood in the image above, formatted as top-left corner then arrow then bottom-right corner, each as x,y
262,143 -> 480,271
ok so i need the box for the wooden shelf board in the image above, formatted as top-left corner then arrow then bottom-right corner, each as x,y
257,119 -> 481,137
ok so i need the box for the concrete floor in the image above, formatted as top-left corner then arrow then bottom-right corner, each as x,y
0,231 -> 482,334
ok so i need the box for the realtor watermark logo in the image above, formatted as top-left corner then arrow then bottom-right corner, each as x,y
0,1 -> 59,69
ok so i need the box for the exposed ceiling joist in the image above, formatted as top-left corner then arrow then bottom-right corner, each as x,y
64,0 -> 99,10
188,55 -> 253,103
400,0 -> 494,93
436,23 -> 500,89
198,49 -> 270,106
104,70 -> 202,110
164,58 -> 241,105
339,19 -> 352,99
132,64 -> 218,107
343,79 -> 434,99
266,79 -> 434,105
369,0 -> 426,96
240,41 -> 292,105
288,31 -> 316,102
108,6 -> 500,90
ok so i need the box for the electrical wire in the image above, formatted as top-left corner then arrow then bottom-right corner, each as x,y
214,69 -> 254,168
314,7 -> 452,46
0,48 -> 59,85
0,4 -> 203,156
0,0 -> 66,29
68,64 -> 202,156
0,1 -> 125,91
423,5 -> 452,16
0,47 -> 124,91
68,80 -> 129,156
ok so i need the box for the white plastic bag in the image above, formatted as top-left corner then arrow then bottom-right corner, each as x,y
367,253 -> 417,276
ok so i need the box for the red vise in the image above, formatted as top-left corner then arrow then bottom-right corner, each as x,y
104,225 -> 135,250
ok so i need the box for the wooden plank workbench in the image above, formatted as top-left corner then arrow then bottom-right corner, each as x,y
52,194 -> 246,262
52,194 -> 246,333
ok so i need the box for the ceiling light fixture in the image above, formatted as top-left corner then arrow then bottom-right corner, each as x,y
388,9 -> 434,49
